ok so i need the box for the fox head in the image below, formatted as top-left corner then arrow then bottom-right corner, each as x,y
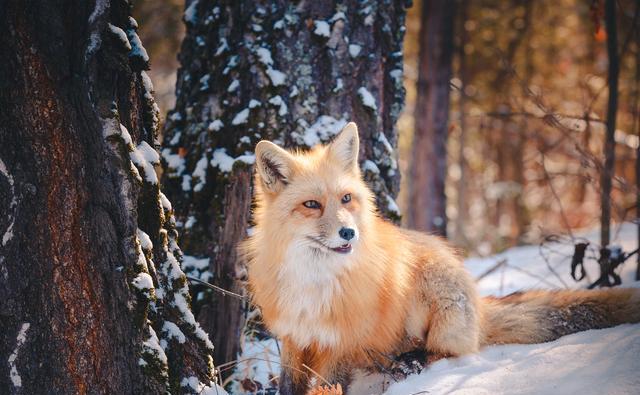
252,122 -> 375,264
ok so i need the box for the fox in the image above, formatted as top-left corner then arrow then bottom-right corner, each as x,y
242,122 -> 640,394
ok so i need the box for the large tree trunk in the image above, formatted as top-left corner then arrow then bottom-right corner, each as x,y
407,0 -> 456,236
0,1 -> 218,394
161,0 -> 410,379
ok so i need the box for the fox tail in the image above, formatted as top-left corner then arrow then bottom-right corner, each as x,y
480,287 -> 640,346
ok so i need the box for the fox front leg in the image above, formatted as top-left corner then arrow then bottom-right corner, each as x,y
279,366 -> 310,395
279,340 -> 311,395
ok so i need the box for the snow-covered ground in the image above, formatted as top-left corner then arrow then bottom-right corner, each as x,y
230,223 -> 640,394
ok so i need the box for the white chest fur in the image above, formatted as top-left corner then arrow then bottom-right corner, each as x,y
270,243 -> 354,348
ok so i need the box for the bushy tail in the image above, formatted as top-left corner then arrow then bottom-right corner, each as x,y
480,287 -> 640,346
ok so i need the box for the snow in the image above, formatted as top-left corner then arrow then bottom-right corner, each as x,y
8,323 -> 30,387
159,192 -> 172,211
162,148 -> 185,175
108,24 -> 132,50
208,119 -> 224,132
389,69 -> 403,82
142,324 -> 168,367
162,321 -> 186,344
0,158 -> 17,246
132,272 -> 154,291
182,255 -> 210,271
184,216 -> 196,229
192,155 -> 209,192
378,132 -> 394,154
227,79 -> 239,92
126,29 -> 149,63
137,228 -> 153,251
230,337 -> 281,394
268,95 -> 288,116
119,123 -> 133,146
362,160 -> 380,174
349,44 -> 362,57
130,141 -> 159,184
313,20 -> 331,37
249,99 -> 261,109
184,0 -> 199,24
232,108 -> 250,125
235,223 -> 640,394
210,148 -> 255,173
375,324 -> 640,395
295,115 -> 348,147
331,11 -> 346,22
385,195 -> 401,216
256,47 -> 273,66
215,38 -> 229,56
358,87 -> 378,111
266,68 -> 286,86
333,78 -> 344,92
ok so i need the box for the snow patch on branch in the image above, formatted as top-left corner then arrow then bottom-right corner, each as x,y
162,321 -> 186,344
141,324 -> 168,373
130,141 -> 160,184
137,228 -> 153,251
8,323 -> 30,388
108,23 -> 132,50
133,272 -> 154,291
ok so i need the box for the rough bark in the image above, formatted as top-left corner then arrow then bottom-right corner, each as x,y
408,0 -> 456,235
600,0 -> 618,249
0,1 -> 216,394
161,0 -> 410,375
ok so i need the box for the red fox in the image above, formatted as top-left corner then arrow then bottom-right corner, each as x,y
242,122 -> 640,394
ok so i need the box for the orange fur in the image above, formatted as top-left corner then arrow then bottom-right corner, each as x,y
242,123 -> 640,394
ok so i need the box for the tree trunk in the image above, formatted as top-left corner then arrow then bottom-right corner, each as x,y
161,0 -> 410,377
408,0 -> 456,236
454,0 -> 469,246
600,0 -> 618,250
0,1 -> 218,394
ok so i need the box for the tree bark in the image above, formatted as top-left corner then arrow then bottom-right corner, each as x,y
161,0 -> 410,377
600,0 -> 618,249
408,0 -> 456,236
0,1 -> 217,394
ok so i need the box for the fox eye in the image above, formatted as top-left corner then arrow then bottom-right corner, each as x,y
303,200 -> 322,209
341,194 -> 351,204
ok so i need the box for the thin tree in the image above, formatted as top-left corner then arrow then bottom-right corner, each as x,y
161,0 -> 410,381
600,0 -> 619,252
408,0 -> 456,236
0,1 -> 218,393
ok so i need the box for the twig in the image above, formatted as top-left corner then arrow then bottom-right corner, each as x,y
475,259 -> 507,281
186,276 -> 246,300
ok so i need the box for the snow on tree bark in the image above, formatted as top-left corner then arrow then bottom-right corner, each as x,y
0,1 -> 219,394
161,0 -> 410,375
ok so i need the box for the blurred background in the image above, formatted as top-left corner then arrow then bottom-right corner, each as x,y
128,1 -> 640,391
135,0 -> 639,257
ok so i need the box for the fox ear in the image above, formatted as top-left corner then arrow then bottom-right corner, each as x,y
255,140 -> 296,193
328,122 -> 360,172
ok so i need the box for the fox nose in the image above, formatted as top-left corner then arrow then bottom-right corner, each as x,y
338,227 -> 355,241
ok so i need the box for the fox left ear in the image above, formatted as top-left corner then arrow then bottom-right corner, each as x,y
328,122 -> 360,172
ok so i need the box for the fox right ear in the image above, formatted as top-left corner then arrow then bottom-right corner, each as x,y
255,141 -> 296,193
